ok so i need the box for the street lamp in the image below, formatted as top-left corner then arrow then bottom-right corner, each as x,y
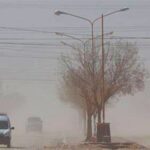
55,8 -> 129,121
55,8 -> 129,142
55,32 -> 85,45
54,8 -> 129,45
55,10 -> 101,73
55,31 -> 113,52
55,32 -> 88,59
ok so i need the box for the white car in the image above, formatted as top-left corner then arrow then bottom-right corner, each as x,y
0,113 -> 14,148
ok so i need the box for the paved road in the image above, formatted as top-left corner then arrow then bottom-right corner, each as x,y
0,133 -> 54,150
1,135 -> 149,150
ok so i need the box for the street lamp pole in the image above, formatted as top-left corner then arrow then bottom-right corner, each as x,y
54,9 -> 129,139
101,8 -> 129,123
101,14 -> 105,123
55,8 -> 129,123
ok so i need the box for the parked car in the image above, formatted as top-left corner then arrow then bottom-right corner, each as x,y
26,117 -> 42,133
0,113 -> 14,148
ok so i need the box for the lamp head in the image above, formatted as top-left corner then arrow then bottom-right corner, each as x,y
120,8 -> 129,12
54,10 -> 63,15
55,32 -> 63,36
55,10 -> 68,16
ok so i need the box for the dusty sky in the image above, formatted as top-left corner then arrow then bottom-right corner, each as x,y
0,0 -> 149,137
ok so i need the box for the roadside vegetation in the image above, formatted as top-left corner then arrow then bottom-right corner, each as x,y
59,40 -> 147,141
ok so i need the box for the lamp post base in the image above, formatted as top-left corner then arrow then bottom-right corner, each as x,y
97,123 -> 111,143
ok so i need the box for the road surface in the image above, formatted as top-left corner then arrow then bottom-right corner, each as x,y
0,133 -> 54,150
0,134 -> 149,150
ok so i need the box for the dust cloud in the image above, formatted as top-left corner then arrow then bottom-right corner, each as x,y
1,80 -> 150,138
0,81 -> 84,147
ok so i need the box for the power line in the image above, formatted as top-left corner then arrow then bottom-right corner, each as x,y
0,78 -> 57,82
0,26 -> 150,36
0,55 -> 59,60
0,42 -> 61,46
0,27 -> 54,34
0,36 -> 150,41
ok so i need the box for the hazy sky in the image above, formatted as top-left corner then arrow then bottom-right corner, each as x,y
0,0 -> 149,137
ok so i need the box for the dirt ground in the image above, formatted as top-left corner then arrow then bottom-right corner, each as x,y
1,133 -> 148,150
43,143 -> 149,150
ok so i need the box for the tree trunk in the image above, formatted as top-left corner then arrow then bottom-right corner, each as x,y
83,110 -> 87,136
97,106 -> 101,124
93,113 -> 97,136
85,112 -> 92,141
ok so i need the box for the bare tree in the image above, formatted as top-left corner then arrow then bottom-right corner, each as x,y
59,40 -> 147,141
61,66 -> 96,141
59,44 -> 99,141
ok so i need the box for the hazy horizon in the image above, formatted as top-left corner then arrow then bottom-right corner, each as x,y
0,0 -> 149,140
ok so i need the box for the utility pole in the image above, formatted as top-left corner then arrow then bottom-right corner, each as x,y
101,14 -> 105,123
